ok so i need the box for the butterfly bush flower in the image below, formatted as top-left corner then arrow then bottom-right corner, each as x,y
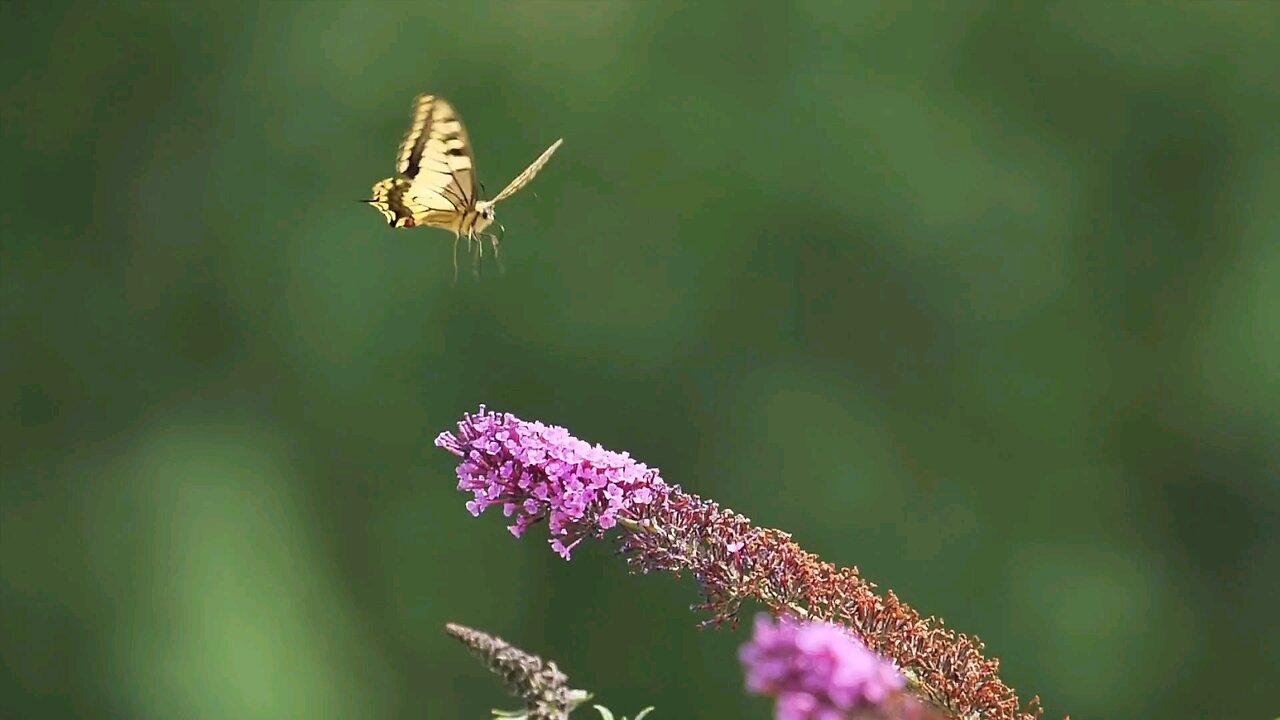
436,407 -> 1057,720
741,613 -> 905,720
434,406 -> 665,559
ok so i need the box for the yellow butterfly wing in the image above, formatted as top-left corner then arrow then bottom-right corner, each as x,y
367,94 -> 479,230
487,138 -> 564,205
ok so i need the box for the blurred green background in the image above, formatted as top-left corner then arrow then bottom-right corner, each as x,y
3,1 -> 1278,719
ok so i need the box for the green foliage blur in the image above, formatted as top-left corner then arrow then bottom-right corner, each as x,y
3,2 -> 1278,719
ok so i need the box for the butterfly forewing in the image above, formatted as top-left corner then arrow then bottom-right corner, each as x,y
490,138 -> 564,204
395,95 -> 477,205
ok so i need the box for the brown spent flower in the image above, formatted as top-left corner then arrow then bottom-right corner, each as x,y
445,622 -> 592,720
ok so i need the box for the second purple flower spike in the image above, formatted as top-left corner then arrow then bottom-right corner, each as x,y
740,613 -> 906,720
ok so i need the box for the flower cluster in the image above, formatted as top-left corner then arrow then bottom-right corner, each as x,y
740,614 -> 905,720
435,406 -> 666,559
437,407 -> 1054,720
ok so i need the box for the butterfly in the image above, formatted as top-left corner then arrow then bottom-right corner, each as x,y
365,93 -> 563,278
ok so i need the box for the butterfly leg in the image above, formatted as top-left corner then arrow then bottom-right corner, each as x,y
487,225 -> 506,276
453,235 -> 464,284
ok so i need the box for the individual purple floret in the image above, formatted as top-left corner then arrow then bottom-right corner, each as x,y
740,613 -> 906,720
434,406 -> 667,559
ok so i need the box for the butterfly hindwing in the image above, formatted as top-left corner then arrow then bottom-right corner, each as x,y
367,177 -> 461,230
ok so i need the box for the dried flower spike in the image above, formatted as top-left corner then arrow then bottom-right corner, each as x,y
445,622 -> 591,720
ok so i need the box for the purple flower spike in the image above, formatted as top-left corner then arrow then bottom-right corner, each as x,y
435,406 -> 667,559
740,613 -> 905,720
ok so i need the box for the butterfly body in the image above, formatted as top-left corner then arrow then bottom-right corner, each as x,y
365,94 -> 561,275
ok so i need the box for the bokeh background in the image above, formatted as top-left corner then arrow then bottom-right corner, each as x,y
4,1 -> 1279,719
